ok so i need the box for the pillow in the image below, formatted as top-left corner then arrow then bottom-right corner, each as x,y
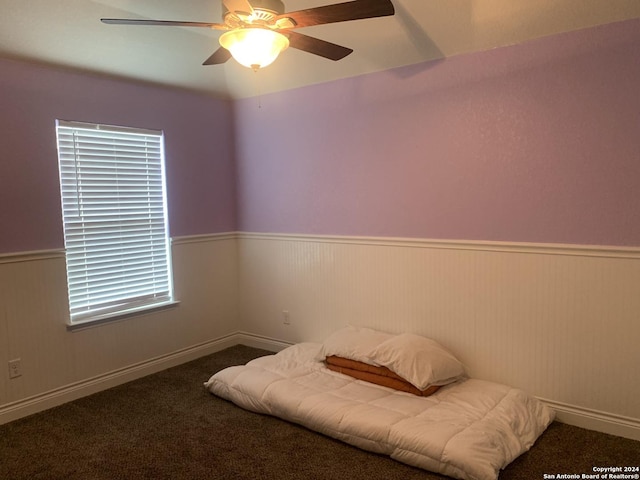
321,325 -> 393,364
368,333 -> 465,390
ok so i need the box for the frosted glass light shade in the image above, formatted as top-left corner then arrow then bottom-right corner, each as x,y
220,28 -> 290,70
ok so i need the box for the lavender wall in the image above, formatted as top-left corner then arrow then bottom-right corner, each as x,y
0,58 -> 236,254
2,19 -> 638,253
235,19 -> 640,247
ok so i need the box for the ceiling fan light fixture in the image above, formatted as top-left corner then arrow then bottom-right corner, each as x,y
220,27 -> 289,70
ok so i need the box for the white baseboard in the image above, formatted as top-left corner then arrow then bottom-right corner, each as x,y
3,333 -> 639,444
235,331 -> 293,352
0,333 -> 243,426
540,398 -> 640,441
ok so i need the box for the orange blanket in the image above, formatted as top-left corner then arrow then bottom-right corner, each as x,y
325,355 -> 440,397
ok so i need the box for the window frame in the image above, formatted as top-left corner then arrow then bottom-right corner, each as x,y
55,120 -> 177,329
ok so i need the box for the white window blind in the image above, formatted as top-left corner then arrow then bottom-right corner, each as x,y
55,120 -> 173,323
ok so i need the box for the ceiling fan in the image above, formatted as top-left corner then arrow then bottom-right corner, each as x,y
101,0 -> 395,71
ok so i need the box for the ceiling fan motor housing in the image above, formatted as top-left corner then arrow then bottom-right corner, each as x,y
224,0 -> 293,29
223,0 -> 285,18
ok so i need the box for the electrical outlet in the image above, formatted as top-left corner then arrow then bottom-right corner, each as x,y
8,359 -> 22,379
282,310 -> 290,325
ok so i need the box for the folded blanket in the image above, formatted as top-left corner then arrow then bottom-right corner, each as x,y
325,355 -> 440,396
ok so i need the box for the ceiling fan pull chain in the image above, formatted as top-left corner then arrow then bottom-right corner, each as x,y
253,69 -> 263,109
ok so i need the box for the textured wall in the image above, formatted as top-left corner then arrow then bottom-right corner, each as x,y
235,19 -> 640,247
232,19 -> 640,439
0,59 -> 240,422
238,234 -> 640,436
0,58 -> 237,254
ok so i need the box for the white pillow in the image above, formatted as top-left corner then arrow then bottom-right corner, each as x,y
321,325 -> 393,364
368,333 -> 465,389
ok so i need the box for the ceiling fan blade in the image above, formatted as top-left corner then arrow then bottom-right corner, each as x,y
203,47 -> 232,65
277,0 -> 394,28
222,0 -> 254,15
286,31 -> 352,61
101,18 -> 227,30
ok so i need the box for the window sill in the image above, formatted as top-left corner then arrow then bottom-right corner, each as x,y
66,300 -> 180,332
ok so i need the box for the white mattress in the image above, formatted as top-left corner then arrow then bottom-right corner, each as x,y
205,343 -> 554,480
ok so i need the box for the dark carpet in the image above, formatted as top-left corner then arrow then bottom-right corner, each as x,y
1,345 -> 638,479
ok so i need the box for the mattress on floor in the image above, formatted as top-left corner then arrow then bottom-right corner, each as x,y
205,342 -> 554,480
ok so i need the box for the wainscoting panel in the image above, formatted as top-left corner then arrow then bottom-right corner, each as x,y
0,235 -> 239,424
4,234 -> 639,440
237,233 -> 640,439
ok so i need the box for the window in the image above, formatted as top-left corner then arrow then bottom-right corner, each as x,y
55,120 -> 174,326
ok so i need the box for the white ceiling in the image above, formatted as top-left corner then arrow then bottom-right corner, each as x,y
1,0 -> 639,99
